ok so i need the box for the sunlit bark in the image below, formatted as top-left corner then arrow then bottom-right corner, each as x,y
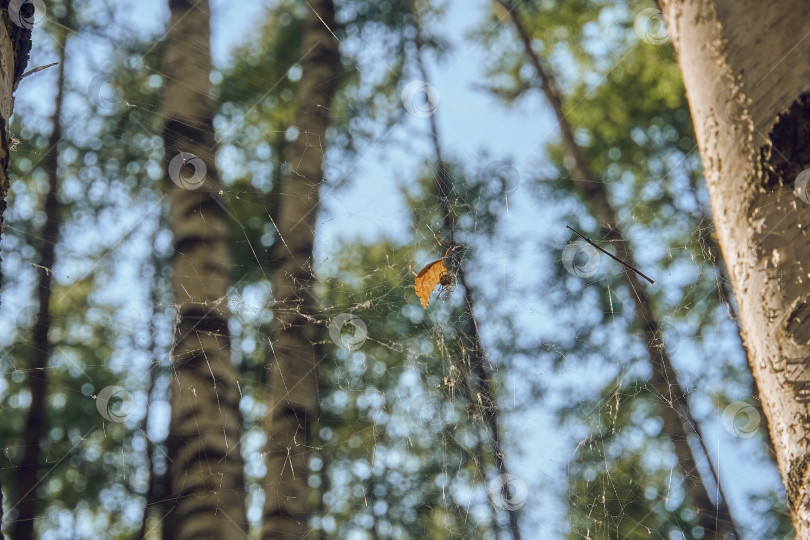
0,1 -> 32,290
660,0 -> 810,535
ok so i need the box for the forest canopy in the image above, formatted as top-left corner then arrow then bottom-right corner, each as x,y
0,0 -> 797,539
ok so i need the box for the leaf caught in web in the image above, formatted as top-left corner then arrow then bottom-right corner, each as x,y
415,257 -> 447,308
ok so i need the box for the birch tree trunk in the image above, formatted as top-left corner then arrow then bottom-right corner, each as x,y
659,0 -> 810,535
261,0 -> 338,537
0,2 -> 32,290
161,0 -> 247,537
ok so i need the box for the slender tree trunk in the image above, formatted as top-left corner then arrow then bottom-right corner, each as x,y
138,247 -> 167,540
412,7 -> 521,539
160,1 -> 247,538
497,1 -> 738,536
659,0 -> 810,534
261,1 -> 338,537
317,437 -> 329,540
13,28 -> 66,540
0,1 -> 32,291
137,369 -> 159,540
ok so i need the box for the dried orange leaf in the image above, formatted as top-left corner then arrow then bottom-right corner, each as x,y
414,258 -> 446,308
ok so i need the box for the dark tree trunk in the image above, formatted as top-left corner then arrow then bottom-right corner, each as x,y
261,0 -> 339,537
13,22 -> 65,540
160,0 -> 247,538
412,5 -> 522,538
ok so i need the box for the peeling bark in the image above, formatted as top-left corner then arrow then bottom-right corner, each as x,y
660,0 -> 810,535
0,1 -> 32,292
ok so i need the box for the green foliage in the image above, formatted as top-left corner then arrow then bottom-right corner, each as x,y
298,159 -> 512,538
316,239 -> 496,538
567,381 -> 697,539
477,0 -> 794,537
1,8 -> 168,537
0,0 -> 794,538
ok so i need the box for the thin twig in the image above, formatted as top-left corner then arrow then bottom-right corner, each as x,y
566,225 -> 655,284
20,62 -> 59,80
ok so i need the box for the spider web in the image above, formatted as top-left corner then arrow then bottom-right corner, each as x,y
0,1 -> 793,539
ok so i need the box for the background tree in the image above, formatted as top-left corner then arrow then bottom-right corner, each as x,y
0,3 -> 169,536
260,0 -> 340,537
13,6 -> 68,537
478,0 -> 791,536
411,2 -> 522,537
492,1 -> 736,535
160,0 -> 247,537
